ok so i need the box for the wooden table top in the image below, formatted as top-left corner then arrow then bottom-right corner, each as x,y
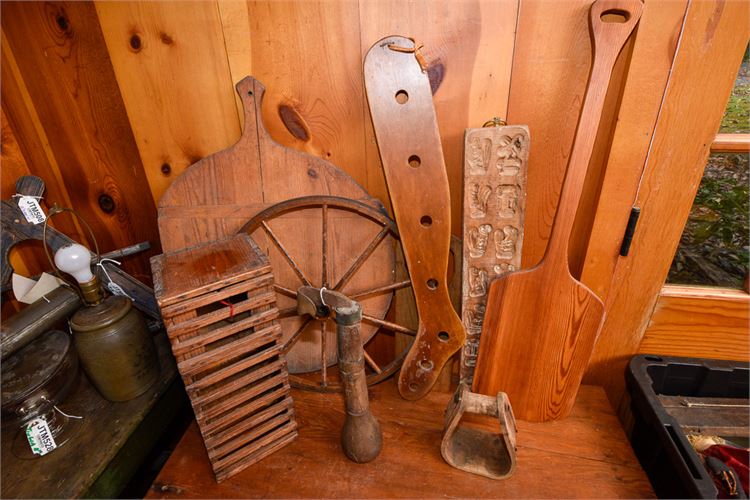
148,381 -> 654,498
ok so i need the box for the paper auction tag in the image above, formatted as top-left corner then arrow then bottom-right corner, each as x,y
25,417 -> 57,456
12,272 -> 64,304
17,196 -> 46,224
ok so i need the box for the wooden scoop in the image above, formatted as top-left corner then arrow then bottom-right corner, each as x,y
472,0 -> 642,422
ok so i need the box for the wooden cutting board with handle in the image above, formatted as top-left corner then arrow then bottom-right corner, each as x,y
364,36 -> 466,400
158,76 -> 396,375
472,0 -> 643,422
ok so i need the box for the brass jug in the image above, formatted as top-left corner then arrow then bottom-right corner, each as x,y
69,292 -> 159,402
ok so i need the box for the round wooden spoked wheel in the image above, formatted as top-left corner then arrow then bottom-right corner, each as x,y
239,196 -> 417,392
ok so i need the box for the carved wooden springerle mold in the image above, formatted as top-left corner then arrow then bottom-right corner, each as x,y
460,125 -> 529,385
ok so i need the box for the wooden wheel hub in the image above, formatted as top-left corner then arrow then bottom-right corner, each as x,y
239,195 -> 418,392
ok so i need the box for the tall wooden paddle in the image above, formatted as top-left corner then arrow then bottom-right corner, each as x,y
472,0 -> 642,422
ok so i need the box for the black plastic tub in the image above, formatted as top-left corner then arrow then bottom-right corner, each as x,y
626,354 -> 749,499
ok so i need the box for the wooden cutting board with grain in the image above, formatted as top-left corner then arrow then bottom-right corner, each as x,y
158,76 -> 396,374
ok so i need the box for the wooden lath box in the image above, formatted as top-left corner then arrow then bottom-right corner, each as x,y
151,234 -> 297,482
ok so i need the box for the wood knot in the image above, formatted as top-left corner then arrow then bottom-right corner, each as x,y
307,168 -> 318,178
98,194 -> 116,214
56,14 -> 69,32
160,163 -> 172,175
278,103 -> 310,142
427,60 -> 445,95
129,33 -> 142,52
51,6 -> 73,38
159,32 -> 174,45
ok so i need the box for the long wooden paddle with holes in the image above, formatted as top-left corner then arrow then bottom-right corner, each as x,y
364,36 -> 465,400
472,0 -> 642,422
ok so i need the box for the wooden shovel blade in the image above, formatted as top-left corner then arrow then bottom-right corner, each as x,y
472,266 -> 605,422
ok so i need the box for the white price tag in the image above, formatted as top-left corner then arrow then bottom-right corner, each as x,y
17,196 -> 46,225
107,281 -> 131,299
25,417 -> 57,456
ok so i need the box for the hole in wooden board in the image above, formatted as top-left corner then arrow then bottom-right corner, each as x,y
437,331 -> 449,342
426,278 -> 438,290
420,215 -> 432,227
395,90 -> 409,104
418,359 -> 434,371
408,382 -> 419,392
408,155 -> 421,168
600,9 -> 629,23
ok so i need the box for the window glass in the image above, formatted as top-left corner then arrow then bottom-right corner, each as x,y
668,153 -> 748,288
668,49 -> 749,288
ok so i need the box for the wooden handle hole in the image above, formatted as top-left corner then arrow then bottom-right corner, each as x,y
426,278 -> 438,290
437,331 -> 449,342
395,90 -> 409,104
408,155 -> 421,168
420,215 -> 432,227
600,9 -> 630,23
418,359 -> 434,371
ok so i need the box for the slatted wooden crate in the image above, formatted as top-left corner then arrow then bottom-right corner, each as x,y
151,234 -> 297,482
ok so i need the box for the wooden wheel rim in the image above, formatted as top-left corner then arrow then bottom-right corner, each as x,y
239,195 -> 415,392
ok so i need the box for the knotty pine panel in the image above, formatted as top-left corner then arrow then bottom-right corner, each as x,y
1,1 -> 159,283
96,1 -> 242,204
1,30 -> 83,246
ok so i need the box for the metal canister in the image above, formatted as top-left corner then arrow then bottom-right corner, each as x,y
69,295 -> 159,402
1,329 -> 79,425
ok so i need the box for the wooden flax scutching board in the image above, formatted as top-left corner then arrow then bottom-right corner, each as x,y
364,36 -> 466,400
152,234 -> 297,482
460,125 -> 529,385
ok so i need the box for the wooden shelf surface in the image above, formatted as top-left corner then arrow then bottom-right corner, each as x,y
148,381 -> 653,498
1,333 -> 179,499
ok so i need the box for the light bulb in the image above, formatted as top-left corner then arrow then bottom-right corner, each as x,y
54,243 -> 94,284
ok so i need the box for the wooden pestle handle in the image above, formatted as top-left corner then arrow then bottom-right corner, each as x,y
544,0 -> 643,266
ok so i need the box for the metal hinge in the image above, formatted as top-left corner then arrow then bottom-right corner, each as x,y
619,207 -> 641,257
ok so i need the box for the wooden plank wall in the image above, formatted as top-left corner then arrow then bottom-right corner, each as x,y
0,0 -> 521,290
2,1 -> 746,404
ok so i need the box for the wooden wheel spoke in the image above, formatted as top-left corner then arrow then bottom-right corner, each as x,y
261,221 -> 312,286
363,349 -> 382,374
281,317 -> 313,353
349,280 -> 412,300
277,306 -> 299,319
333,226 -> 390,291
362,314 -> 417,336
274,284 -> 298,298
246,196 -> 408,392
322,203 -> 328,287
320,320 -> 328,387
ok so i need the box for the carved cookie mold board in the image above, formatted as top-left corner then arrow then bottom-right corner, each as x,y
460,126 -> 529,385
